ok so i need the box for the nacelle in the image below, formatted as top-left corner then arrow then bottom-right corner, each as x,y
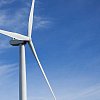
10,39 -> 27,46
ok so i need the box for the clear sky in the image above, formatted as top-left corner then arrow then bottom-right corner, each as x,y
0,0 -> 100,100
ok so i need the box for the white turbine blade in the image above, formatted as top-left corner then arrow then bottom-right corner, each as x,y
28,0 -> 35,38
28,41 -> 56,100
0,29 -> 30,41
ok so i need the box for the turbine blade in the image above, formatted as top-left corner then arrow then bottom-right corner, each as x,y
28,0 -> 35,38
0,29 -> 30,41
28,41 -> 56,100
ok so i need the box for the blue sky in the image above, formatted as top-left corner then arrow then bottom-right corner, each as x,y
0,0 -> 100,100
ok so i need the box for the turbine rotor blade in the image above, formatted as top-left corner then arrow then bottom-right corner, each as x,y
28,41 -> 56,100
28,0 -> 35,38
0,29 -> 30,41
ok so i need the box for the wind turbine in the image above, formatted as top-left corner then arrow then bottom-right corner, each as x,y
0,0 -> 56,100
